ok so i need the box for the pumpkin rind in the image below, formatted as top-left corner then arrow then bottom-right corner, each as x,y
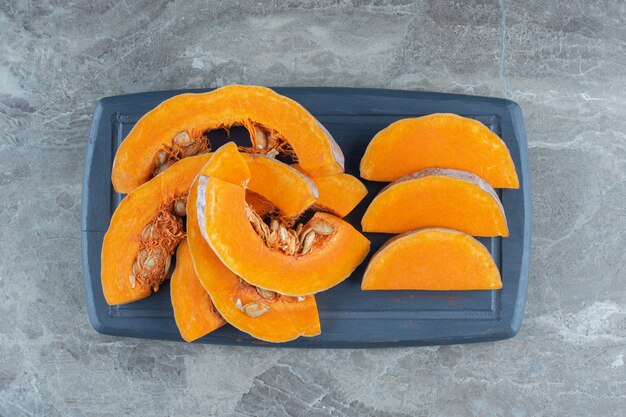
197,176 -> 370,295
362,228 -> 502,290
187,177 -> 321,342
112,85 -> 344,193
360,113 -> 519,188
361,168 -> 508,237
293,164 -> 367,217
101,154 -> 212,305
171,239 -> 226,342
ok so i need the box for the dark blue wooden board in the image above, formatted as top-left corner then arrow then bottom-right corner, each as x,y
81,87 -> 531,347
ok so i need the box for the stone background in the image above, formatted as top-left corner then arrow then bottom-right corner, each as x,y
0,1 -> 624,416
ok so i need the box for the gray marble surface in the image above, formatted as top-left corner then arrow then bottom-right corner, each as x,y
1,1 -> 625,416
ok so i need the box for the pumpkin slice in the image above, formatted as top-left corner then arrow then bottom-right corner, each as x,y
187,177 -> 320,342
360,113 -> 519,188
362,168 -> 508,237
112,85 -> 344,193
101,154 -> 212,305
362,228 -> 502,290
243,154 -> 318,218
171,239 -> 226,342
292,164 -> 368,217
197,176 -> 370,295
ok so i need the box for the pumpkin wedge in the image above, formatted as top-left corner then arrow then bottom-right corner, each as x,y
243,154 -> 318,218
187,176 -> 321,342
197,175 -> 370,295
360,113 -> 519,188
171,239 -> 226,342
362,228 -> 502,290
112,85 -> 344,193
292,164 -> 368,217
362,168 -> 508,236
101,154 -> 212,305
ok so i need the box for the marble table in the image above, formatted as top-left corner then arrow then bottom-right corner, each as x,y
0,1 -> 624,416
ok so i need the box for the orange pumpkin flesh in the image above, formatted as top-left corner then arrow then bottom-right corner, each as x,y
360,113 -> 519,188
197,176 -> 370,295
112,85 -> 344,194
101,154 -> 212,305
292,164 -> 367,217
171,239 -> 226,342
197,142 -> 250,186
245,191 -> 274,217
362,168 -> 508,237
362,228 -> 502,290
243,154 -> 318,218
187,177 -> 321,342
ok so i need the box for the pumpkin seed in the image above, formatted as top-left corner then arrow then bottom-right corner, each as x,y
266,148 -> 279,158
299,228 -> 313,244
243,302 -> 270,318
173,198 -> 187,217
254,126 -> 267,150
162,255 -> 172,278
266,230 -> 278,246
235,298 -> 243,311
144,255 -> 158,269
296,223 -> 303,235
260,221 -> 270,237
267,133 -> 279,148
301,231 -> 316,255
141,222 -> 155,240
286,239 -> 298,256
138,249 -> 149,263
297,296 -> 305,302
173,131 -> 191,146
152,161 -> 170,176
184,141 -> 201,156
270,219 -> 279,231
256,287 -> 277,300
132,259 -> 141,277
154,150 -> 167,167
311,219 -> 335,235
129,274 -> 136,289
278,226 -> 289,244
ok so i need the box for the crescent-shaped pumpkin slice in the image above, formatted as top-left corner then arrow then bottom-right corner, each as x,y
187,176 -> 320,343
292,164 -> 367,217
171,238 -> 226,342
197,175 -> 370,296
112,84 -> 344,193
101,154 -> 212,305
361,168 -> 508,237
362,228 -> 502,290
360,113 -> 519,188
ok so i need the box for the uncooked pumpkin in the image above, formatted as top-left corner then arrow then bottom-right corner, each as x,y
101,154 -> 212,305
243,154 -> 318,218
362,228 -> 502,290
186,175 -> 321,343
361,168 -> 508,237
360,113 -> 519,188
171,239 -> 226,342
197,175 -> 370,296
112,85 -> 344,193
292,164 -> 367,217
